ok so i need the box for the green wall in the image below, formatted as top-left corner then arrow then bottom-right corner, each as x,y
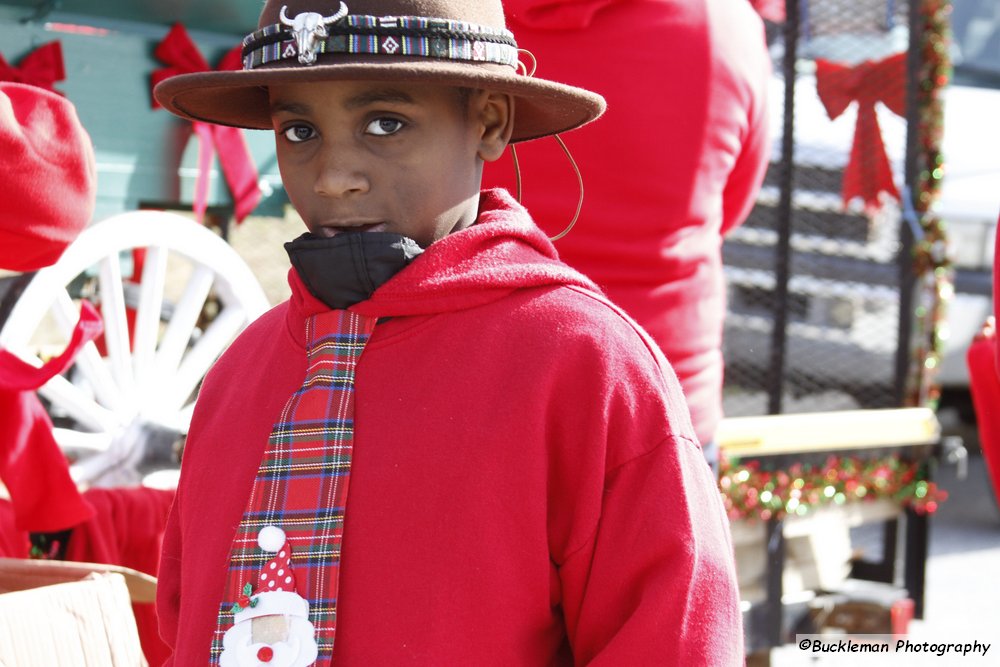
2,0 -> 260,42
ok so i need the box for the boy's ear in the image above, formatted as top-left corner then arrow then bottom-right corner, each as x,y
475,90 -> 514,162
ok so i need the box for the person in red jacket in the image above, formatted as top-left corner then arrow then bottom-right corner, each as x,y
484,0 -> 772,470
0,81 -> 97,548
967,216 -> 1000,508
153,0 -> 744,663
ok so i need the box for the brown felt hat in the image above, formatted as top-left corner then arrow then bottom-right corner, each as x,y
153,0 -> 605,142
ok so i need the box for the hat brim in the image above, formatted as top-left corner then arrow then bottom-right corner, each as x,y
154,56 -> 605,143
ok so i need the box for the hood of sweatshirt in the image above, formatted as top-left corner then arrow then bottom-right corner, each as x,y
287,188 -> 600,324
504,0 -> 625,30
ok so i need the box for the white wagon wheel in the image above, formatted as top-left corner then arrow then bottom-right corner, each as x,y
0,210 -> 270,488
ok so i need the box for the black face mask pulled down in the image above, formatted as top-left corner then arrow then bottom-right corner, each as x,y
284,231 -> 424,310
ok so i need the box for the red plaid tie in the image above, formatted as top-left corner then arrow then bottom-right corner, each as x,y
213,310 -> 376,665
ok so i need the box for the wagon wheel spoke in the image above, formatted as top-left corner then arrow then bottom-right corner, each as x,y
167,305 -> 248,411
37,372 -> 122,434
155,264 -> 215,378
98,249 -> 136,397
133,244 -> 169,388
52,289 -> 122,411
0,211 -> 270,487
52,428 -> 114,453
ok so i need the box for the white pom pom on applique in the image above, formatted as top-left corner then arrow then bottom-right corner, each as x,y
257,525 -> 286,553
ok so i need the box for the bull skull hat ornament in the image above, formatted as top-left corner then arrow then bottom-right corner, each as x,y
279,2 -> 348,65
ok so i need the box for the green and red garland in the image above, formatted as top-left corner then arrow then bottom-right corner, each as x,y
720,454 -> 948,522
906,0 -> 953,409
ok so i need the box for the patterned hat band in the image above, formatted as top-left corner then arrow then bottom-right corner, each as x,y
242,2 -> 520,71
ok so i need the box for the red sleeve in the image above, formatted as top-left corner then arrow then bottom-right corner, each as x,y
721,41 -> 772,237
995,212 -> 1000,373
558,435 -> 743,665
156,490 -> 182,664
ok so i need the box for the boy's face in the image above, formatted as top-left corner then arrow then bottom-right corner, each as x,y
269,79 -> 511,248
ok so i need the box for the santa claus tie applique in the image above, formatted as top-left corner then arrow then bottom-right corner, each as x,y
220,526 -> 318,666
213,310 -> 377,666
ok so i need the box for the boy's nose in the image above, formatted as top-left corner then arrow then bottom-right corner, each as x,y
314,149 -> 370,198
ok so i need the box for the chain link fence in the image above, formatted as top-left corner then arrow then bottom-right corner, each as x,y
723,0 -> 917,417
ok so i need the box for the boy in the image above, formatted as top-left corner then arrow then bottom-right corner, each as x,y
154,1 -> 743,664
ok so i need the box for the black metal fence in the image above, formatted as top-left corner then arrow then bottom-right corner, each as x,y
722,0 -> 920,417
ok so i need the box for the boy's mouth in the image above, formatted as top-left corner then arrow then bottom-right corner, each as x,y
316,222 -> 387,238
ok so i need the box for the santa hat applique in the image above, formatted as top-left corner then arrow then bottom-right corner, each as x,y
231,525 -> 310,624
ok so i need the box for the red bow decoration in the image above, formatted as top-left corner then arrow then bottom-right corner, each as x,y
0,41 -> 66,93
815,52 -> 907,211
152,24 -> 261,224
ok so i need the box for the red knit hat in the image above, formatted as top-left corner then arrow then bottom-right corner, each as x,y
0,82 -> 96,272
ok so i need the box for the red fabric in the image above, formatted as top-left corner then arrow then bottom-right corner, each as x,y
995,214 -> 1000,376
967,332 -> 1000,506
501,0 -> 619,29
0,81 -> 96,272
0,301 -> 101,532
749,0 -> 785,23
979,212 -> 1000,502
484,0 -> 771,444
64,487 -> 176,667
0,41 -> 65,93
152,24 -> 262,223
0,500 -> 30,557
158,190 -> 743,665
815,52 -> 907,211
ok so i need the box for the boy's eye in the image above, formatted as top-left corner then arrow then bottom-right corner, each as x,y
282,125 -> 316,143
366,118 -> 404,136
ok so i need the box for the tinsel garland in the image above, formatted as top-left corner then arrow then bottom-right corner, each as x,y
905,0 -> 953,408
719,454 -> 948,522
913,0 -> 950,212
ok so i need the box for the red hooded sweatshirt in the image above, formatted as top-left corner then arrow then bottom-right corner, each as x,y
157,190 -> 743,665
484,0 -> 771,444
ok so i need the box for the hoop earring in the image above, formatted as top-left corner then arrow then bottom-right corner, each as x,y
512,48 -> 583,242
548,134 -> 584,242
510,144 -> 523,203
507,135 -> 584,242
517,48 -> 538,77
